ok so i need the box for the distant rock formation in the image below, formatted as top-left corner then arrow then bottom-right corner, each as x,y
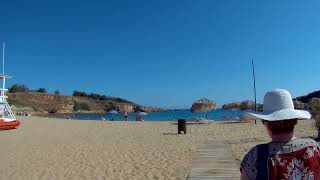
239,100 -> 255,110
222,102 -> 240,110
8,92 -> 167,114
222,100 -> 262,111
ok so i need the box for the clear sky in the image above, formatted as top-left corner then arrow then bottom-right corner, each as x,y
1,0 -> 320,109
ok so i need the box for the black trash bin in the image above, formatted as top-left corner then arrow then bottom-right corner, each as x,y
178,119 -> 186,134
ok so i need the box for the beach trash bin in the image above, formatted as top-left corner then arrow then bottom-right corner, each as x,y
178,119 -> 186,134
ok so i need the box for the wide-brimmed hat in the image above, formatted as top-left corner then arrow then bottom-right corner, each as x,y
246,89 -> 311,121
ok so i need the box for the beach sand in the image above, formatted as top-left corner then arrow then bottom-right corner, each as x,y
0,117 -> 317,180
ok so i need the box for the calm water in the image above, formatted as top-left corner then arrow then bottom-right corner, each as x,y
52,109 -> 253,121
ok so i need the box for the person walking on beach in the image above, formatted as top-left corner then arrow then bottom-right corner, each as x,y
124,112 -> 128,121
240,89 -> 320,180
136,111 -> 142,121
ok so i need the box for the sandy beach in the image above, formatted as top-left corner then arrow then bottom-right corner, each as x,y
0,117 -> 318,180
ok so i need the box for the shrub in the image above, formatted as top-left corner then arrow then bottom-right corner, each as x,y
54,90 -> 60,95
73,101 -> 91,111
9,84 -> 29,93
73,91 -> 88,97
72,90 -> 134,105
309,100 -> 320,112
80,103 -> 90,111
99,95 -> 107,101
48,109 -> 58,114
36,88 -> 47,93
88,93 -> 101,100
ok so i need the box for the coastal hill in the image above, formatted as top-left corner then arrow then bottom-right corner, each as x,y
221,90 -> 320,111
8,90 -> 167,114
294,90 -> 320,103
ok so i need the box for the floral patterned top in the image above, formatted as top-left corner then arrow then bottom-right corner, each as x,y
240,138 -> 320,180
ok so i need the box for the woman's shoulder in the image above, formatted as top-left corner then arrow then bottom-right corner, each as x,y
291,138 -> 319,146
240,145 -> 259,179
242,146 -> 258,162
268,138 -> 319,155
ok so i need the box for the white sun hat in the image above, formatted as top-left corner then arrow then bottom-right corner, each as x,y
245,89 -> 311,121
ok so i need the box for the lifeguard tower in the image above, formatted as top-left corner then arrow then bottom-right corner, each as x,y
0,42 -> 20,130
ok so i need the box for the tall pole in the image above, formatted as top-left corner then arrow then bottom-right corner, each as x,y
2,42 -> 4,75
252,59 -> 257,124
2,42 -> 5,92
1,43 -> 4,118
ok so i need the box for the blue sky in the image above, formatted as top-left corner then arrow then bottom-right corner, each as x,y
1,0 -> 320,109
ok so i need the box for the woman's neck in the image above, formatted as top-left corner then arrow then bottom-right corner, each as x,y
270,133 -> 294,142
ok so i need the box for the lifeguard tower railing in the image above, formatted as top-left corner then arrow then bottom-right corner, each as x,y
0,75 -> 15,121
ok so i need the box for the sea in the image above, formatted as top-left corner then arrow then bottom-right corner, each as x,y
50,109 -> 253,121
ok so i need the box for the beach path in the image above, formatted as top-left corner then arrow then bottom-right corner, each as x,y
187,141 -> 240,180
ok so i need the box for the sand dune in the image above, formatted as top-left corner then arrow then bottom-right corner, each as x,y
0,117 -> 317,180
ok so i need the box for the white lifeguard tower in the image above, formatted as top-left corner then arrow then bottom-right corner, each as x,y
0,42 -> 20,129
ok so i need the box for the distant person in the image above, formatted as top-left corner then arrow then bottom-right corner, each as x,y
124,112 -> 128,121
241,89 -> 320,180
65,114 -> 70,119
136,112 -> 142,121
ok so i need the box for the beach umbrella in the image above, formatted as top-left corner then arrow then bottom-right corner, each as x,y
136,111 -> 147,121
107,110 -> 118,121
108,110 -> 118,114
191,98 -> 216,120
191,98 -> 216,113
137,112 -> 147,116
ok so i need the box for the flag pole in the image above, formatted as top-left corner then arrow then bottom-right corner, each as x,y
2,42 -> 5,75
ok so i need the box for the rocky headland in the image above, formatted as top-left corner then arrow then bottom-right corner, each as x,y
8,92 -> 168,114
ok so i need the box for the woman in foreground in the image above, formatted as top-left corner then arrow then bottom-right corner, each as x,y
240,89 -> 320,180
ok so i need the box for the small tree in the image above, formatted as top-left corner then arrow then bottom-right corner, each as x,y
9,84 -> 29,93
73,91 -> 88,97
88,93 -> 100,100
48,108 -> 58,114
80,102 -> 90,111
54,90 -> 60,95
73,101 -> 91,111
99,95 -> 108,101
36,88 -> 47,93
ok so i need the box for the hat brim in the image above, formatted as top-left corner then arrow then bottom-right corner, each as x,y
245,108 -> 311,121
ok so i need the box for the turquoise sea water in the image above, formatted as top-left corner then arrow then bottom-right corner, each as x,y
53,109 -> 253,121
